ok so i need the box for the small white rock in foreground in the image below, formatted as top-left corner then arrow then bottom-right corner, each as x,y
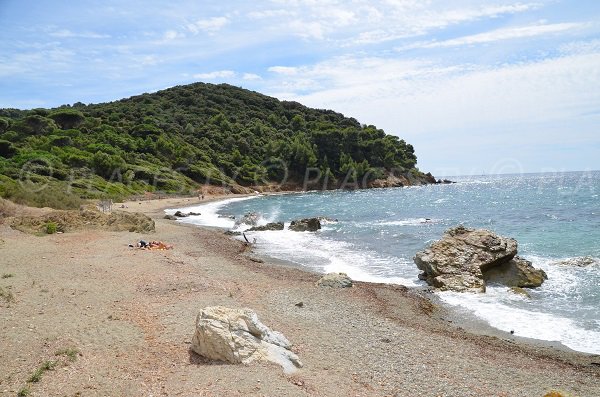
191,306 -> 302,373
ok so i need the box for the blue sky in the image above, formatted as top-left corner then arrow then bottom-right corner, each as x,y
1,0 -> 599,175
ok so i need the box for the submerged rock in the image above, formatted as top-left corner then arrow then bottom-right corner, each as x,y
483,256 -> 547,288
191,306 -> 302,373
317,272 -> 353,288
510,287 -> 532,298
289,218 -> 321,232
554,256 -> 598,267
247,222 -> 284,232
234,212 -> 260,227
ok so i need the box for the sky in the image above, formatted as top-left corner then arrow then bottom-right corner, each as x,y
1,0 -> 599,176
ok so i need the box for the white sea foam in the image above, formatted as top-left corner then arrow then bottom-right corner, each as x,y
439,286 -> 600,354
244,228 -> 421,287
377,218 -> 440,226
438,255 -> 600,355
165,196 -> 257,229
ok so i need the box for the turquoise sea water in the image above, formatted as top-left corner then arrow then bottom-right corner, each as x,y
169,171 -> 600,354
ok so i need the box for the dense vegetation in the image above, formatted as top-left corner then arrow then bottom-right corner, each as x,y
0,82 -> 424,208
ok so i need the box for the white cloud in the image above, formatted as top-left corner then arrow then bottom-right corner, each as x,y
406,22 -> 585,49
247,9 -> 297,19
48,29 -> 109,39
243,73 -> 262,80
187,16 -> 229,34
261,46 -> 600,172
268,66 -> 299,75
193,70 -> 236,79
163,30 -> 182,41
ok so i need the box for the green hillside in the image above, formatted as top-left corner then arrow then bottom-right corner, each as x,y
0,82 -> 425,208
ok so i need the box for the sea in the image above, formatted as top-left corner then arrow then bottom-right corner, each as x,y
167,171 -> 600,355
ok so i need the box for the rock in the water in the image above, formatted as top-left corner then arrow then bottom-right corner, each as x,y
164,215 -> 178,220
174,211 -> 189,218
317,272 -> 353,288
188,212 -> 201,216
414,226 -> 518,292
289,218 -> 321,232
191,306 -> 302,373
554,256 -> 598,267
247,222 -> 284,232
223,230 -> 242,236
510,287 -> 532,298
234,212 -> 260,227
483,256 -> 547,288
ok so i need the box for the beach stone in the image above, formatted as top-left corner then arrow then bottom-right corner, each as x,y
164,215 -> 177,220
247,222 -> 284,231
317,272 -> 353,288
510,287 -> 532,298
414,226 -> 518,292
234,212 -> 260,227
173,211 -> 189,218
483,256 -> 547,288
289,217 -> 321,232
191,306 -> 302,373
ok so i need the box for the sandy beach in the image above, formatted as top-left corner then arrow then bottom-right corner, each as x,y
1,195 -> 599,397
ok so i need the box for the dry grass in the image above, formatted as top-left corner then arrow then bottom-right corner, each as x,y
0,197 -> 18,221
0,286 -> 15,303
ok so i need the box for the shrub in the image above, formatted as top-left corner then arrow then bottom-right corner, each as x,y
45,221 -> 57,234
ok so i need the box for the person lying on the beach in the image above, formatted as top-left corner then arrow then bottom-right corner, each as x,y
137,240 -> 148,248
135,240 -> 173,250
147,240 -> 173,250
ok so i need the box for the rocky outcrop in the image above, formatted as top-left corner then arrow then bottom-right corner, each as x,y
368,174 -> 410,188
289,218 -> 321,232
191,306 -> 302,373
247,222 -> 284,232
234,212 -> 260,228
317,272 -> 353,288
173,211 -> 201,218
414,226 -> 545,293
164,214 -> 178,220
483,256 -> 547,288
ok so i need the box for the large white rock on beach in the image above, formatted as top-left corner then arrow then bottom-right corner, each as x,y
191,306 -> 302,373
414,226 -> 518,292
317,272 -> 353,288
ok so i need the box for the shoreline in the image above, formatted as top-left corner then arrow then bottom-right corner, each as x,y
157,194 -> 595,358
1,195 -> 599,396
